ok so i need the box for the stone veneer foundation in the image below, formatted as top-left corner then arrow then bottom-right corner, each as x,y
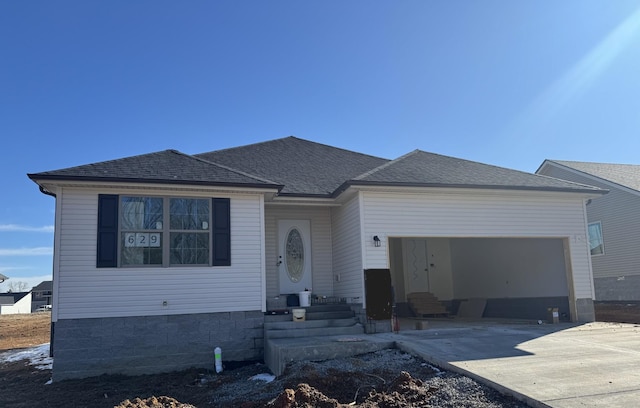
51,311 -> 264,381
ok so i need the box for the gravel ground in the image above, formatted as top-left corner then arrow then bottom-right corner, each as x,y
1,344 -> 530,407
200,349 -> 529,407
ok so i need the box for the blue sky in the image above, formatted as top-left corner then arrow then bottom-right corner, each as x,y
1,1 -> 640,291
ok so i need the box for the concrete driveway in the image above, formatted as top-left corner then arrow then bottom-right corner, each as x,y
377,320 -> 640,407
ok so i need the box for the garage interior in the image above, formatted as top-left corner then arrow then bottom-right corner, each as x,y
388,237 -> 573,322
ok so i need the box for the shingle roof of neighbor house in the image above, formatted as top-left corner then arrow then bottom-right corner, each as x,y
545,160 -> 640,192
0,292 -> 29,305
32,281 -> 53,292
29,136 -> 605,197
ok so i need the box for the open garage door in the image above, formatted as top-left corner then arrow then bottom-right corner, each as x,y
389,237 -> 572,322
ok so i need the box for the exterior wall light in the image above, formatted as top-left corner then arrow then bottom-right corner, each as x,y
373,235 -> 381,247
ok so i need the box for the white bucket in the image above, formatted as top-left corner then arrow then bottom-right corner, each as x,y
292,308 -> 306,322
299,291 -> 311,307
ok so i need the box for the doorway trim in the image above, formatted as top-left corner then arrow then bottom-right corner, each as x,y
278,219 -> 312,294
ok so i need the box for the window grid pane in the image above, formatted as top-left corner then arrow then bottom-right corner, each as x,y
121,197 -> 163,230
170,198 -> 210,230
120,196 -> 164,266
170,232 -> 209,265
121,233 -> 163,265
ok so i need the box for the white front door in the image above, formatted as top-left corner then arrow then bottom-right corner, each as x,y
278,220 -> 312,294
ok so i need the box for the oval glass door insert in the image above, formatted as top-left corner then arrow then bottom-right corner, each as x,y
286,228 -> 304,282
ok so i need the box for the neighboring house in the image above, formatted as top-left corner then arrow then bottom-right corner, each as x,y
0,292 -> 33,315
28,136 -> 604,380
537,160 -> 640,301
32,280 -> 53,311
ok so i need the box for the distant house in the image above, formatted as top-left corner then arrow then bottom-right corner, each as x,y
537,160 -> 640,301
28,136 -> 604,380
32,281 -> 53,311
0,292 -> 32,315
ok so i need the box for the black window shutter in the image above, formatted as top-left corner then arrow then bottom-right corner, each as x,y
212,198 -> 231,266
97,194 -> 119,268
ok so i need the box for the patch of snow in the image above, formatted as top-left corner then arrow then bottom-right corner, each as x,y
249,373 -> 275,383
0,343 -> 52,370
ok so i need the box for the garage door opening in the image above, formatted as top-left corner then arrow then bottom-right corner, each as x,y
388,237 -> 573,322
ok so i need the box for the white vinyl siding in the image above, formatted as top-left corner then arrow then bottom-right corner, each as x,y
330,196 -> 363,300
539,164 -> 640,280
0,293 -> 32,315
55,187 -> 264,319
264,205 -> 333,298
360,190 -> 594,300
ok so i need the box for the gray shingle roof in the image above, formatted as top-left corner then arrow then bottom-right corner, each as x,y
28,149 -> 281,190
28,137 -> 606,197
548,160 -> 640,192
32,281 -> 53,292
0,292 -> 29,304
195,136 -> 389,196
348,150 -> 604,194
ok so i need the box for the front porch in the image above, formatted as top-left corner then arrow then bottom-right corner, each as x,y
264,302 -> 394,375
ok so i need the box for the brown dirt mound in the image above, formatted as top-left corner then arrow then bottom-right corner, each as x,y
267,371 -> 438,408
115,396 -> 196,408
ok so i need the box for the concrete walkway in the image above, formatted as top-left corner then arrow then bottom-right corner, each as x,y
375,320 -> 640,407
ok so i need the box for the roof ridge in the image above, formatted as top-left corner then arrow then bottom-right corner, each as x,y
353,150 -> 417,180
197,136 -> 297,156
287,136 -> 390,161
197,135 -> 389,162
176,150 -> 280,185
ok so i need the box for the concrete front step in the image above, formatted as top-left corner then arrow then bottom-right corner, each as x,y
305,310 -> 355,320
306,303 -> 351,312
265,334 -> 396,376
265,317 -> 360,330
265,323 -> 364,339
263,302 -> 378,375
264,309 -> 355,322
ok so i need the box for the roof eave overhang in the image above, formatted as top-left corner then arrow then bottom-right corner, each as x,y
28,175 -> 283,195
268,192 -> 340,206
338,181 -> 608,198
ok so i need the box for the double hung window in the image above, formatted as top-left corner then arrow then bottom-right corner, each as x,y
97,194 -> 230,268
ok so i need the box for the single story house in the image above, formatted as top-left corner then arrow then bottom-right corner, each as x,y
537,160 -> 640,301
0,292 -> 32,315
29,136 -> 604,380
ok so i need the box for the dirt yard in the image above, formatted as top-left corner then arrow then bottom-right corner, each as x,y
0,305 -> 637,407
0,312 -> 51,351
